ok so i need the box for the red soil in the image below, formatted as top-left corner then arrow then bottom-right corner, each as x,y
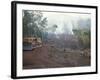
23,44 -> 90,69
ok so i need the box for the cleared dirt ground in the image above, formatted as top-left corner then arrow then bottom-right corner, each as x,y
23,43 -> 90,69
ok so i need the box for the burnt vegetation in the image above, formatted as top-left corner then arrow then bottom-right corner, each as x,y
23,10 -> 91,69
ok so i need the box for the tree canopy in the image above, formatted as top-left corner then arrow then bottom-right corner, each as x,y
23,10 -> 48,40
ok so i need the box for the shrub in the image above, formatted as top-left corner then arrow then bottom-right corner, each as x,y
73,29 -> 90,49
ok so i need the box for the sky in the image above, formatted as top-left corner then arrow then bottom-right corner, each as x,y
42,11 -> 91,34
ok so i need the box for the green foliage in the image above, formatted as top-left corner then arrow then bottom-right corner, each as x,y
73,29 -> 90,49
23,10 -> 48,41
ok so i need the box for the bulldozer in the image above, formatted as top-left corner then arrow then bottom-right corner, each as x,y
23,37 -> 42,50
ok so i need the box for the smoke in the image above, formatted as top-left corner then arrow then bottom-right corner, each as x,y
42,11 -> 90,34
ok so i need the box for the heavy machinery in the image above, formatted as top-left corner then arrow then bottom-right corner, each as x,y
23,37 -> 42,50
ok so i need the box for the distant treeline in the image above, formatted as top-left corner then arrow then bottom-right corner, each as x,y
23,10 -> 91,49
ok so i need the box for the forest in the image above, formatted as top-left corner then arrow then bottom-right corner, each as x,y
23,10 -> 91,69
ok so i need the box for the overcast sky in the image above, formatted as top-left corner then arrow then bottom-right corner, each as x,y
42,11 -> 91,34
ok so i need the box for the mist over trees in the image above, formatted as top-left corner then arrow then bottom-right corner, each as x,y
23,10 -> 91,49
23,11 -> 91,69
72,18 -> 91,49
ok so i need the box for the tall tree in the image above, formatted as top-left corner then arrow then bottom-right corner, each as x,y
23,10 -> 48,41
